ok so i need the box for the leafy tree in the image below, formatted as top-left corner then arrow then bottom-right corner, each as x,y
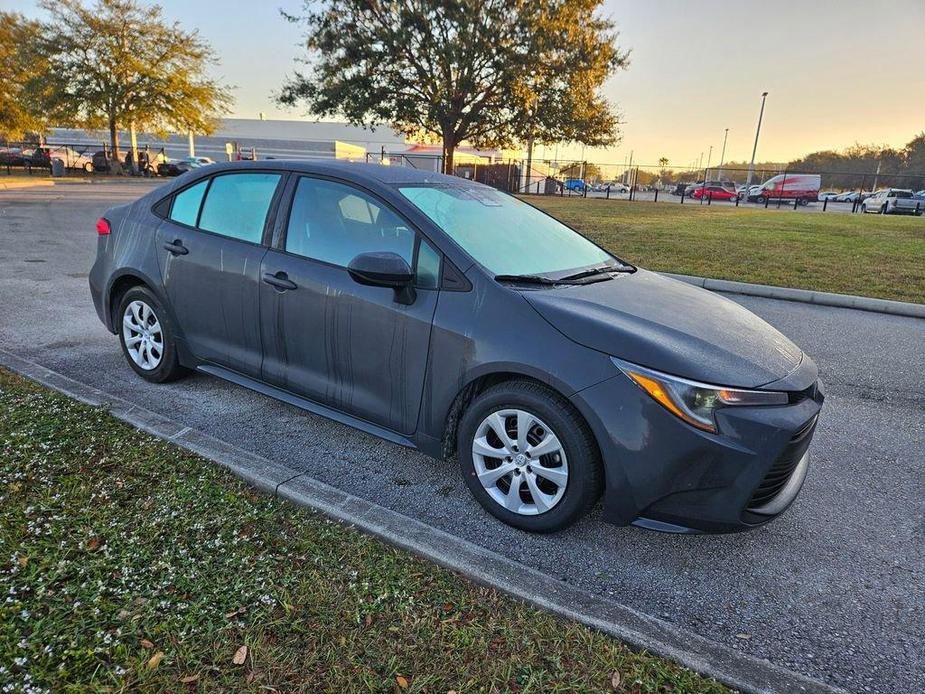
560,162 -> 602,181
0,13 -> 49,141
32,0 -> 232,160
279,0 -> 628,173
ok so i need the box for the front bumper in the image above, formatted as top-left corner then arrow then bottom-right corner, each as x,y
570,371 -> 824,533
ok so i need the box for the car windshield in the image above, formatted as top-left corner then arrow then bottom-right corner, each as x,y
399,185 -> 616,277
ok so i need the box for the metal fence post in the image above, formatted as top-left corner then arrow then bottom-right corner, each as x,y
654,188 -> 658,202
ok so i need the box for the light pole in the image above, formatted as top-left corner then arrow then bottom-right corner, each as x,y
705,145 -> 713,181
745,92 -> 768,194
718,128 -> 729,179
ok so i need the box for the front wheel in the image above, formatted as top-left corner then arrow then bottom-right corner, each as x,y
117,286 -> 186,383
755,195 -> 767,204
458,381 -> 602,533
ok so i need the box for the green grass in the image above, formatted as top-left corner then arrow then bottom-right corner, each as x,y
526,197 -> 925,304
0,369 -> 728,693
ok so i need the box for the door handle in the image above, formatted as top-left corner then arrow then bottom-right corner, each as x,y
262,272 -> 297,291
163,240 -> 188,255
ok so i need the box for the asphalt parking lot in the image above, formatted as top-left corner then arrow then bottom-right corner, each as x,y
1,181 -> 923,693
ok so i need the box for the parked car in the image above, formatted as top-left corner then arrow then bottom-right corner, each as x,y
90,161 -> 824,534
817,191 -> 839,201
860,189 -> 923,215
605,181 -> 630,194
834,191 -> 859,203
157,159 -> 198,177
747,174 -> 821,205
563,178 -> 586,193
914,190 -> 925,199
91,151 -> 111,173
27,146 -> 95,172
184,156 -> 214,166
0,146 -> 27,166
690,185 -> 737,201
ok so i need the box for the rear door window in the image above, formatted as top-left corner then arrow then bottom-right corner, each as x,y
198,173 -> 282,243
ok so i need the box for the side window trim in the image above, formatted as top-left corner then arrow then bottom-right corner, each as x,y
195,176 -> 213,228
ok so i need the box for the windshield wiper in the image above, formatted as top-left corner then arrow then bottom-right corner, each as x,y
494,274 -> 561,285
558,264 -> 635,282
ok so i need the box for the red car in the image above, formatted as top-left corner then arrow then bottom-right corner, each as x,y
690,184 -> 737,201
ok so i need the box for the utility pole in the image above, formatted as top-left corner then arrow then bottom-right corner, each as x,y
718,128 -> 729,179
705,145 -> 713,182
188,130 -> 195,157
871,158 -> 882,192
745,92 -> 769,193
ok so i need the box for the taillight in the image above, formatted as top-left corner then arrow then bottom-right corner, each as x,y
96,218 -> 111,235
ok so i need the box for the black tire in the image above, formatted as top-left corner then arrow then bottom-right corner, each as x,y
457,380 -> 602,533
116,286 -> 185,383
755,195 -> 766,204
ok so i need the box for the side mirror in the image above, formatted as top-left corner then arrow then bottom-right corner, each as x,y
347,252 -> 416,305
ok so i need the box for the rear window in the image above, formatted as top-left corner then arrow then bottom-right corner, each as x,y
169,180 -> 208,227
891,190 -> 913,198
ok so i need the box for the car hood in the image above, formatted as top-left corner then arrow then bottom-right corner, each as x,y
523,269 -> 805,389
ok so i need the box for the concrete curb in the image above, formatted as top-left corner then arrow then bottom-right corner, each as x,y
662,272 -> 925,319
0,347 -> 845,694
0,179 -> 55,190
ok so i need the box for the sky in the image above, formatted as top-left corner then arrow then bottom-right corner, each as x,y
5,0 -> 924,167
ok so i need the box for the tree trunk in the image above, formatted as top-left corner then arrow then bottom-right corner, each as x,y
442,132 -> 455,175
108,115 -> 120,162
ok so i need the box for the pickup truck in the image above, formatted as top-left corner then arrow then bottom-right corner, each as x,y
860,189 -> 923,216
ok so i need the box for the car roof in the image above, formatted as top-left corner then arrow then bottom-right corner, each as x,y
196,159 -> 472,187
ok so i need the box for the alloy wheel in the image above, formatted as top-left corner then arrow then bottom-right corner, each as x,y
471,409 -> 569,515
122,300 -> 163,370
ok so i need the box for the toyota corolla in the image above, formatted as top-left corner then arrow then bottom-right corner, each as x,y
90,161 -> 823,533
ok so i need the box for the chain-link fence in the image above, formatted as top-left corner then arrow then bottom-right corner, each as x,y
1,139 -> 171,177
7,135 -> 922,217
375,152 -> 925,215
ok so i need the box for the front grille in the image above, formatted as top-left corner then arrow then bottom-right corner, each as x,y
747,415 -> 817,511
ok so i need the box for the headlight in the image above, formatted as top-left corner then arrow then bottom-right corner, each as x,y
611,357 -> 788,433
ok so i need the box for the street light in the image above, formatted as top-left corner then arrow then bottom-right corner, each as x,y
718,128 -> 729,179
744,92 -> 768,194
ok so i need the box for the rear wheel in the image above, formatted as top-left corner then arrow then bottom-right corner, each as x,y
458,381 -> 602,533
117,286 -> 185,383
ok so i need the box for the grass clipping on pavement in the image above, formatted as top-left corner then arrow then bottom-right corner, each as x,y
0,369 -> 729,693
